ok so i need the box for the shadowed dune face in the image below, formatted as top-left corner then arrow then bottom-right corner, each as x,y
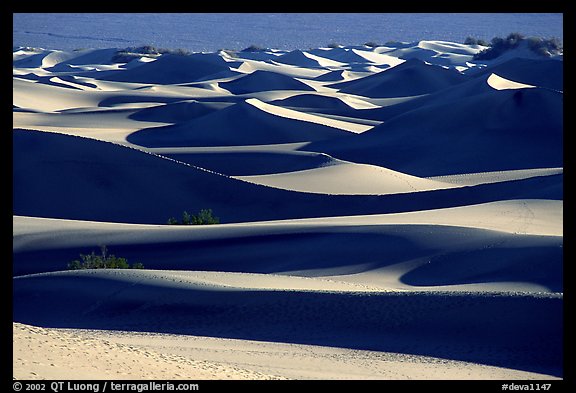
268,94 -> 357,115
128,100 -> 226,123
13,223 -> 562,293
219,70 -> 316,94
307,87 -> 563,176
13,40 -> 563,380
13,272 -> 563,377
469,57 -> 563,91
160,151 -> 334,176
94,53 -> 239,84
126,99 -> 353,147
13,128 -> 563,224
329,58 -> 470,98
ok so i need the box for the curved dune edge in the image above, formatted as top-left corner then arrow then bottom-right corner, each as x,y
13,322 -> 559,380
13,198 -> 563,244
487,73 -> 536,90
13,270 -> 563,378
235,161 -> 563,195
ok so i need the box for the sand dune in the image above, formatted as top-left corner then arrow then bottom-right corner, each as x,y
13,322 -> 284,380
97,53 -> 240,84
270,93 -> 357,111
126,98 -> 357,147
15,322 -> 558,380
330,58 -> 470,98
378,40 -> 482,69
308,86 -> 563,176
313,69 -> 371,82
235,159 -> 460,194
471,57 -> 563,91
486,73 -> 536,90
13,77 -> 108,112
273,49 -> 348,68
14,199 -> 562,290
13,270 -> 562,377
13,40 -> 563,380
235,160 -> 562,195
156,150 -> 335,176
14,128 -> 562,225
129,100 -> 229,123
13,48 -> 118,70
233,57 -> 328,79
310,47 -> 406,68
219,69 -> 316,94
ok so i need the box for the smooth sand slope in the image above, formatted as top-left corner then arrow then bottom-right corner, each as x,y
15,322 -> 558,380
328,58 -> 470,98
13,40 -> 563,380
13,199 -> 563,282
308,85 -> 562,176
13,128 -> 562,224
14,271 -> 562,378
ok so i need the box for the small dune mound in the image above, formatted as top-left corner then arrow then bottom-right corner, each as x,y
219,69 -> 316,94
330,58 -> 470,98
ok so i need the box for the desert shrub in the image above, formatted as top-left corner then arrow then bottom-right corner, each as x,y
126,45 -> 191,56
364,41 -> 380,48
113,45 -> 191,63
474,32 -> 525,60
192,209 -> 220,225
67,245 -> 143,270
167,217 -> 179,225
473,33 -> 562,60
464,37 -> 489,46
167,209 -> 220,225
241,45 -> 266,52
526,36 -> 563,57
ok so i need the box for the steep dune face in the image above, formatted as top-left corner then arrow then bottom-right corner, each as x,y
309,47 -> 406,67
126,98 -> 353,147
13,126 -> 563,225
129,100 -> 226,123
12,128 -> 285,224
308,86 -> 562,176
470,57 -> 563,91
273,49 -> 347,68
269,94 -> 356,112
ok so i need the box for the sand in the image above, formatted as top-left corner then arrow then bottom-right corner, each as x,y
13,40 -> 563,380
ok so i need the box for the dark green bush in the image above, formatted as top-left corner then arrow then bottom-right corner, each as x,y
67,245 -> 143,270
167,209 -> 220,225
192,209 -> 220,225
